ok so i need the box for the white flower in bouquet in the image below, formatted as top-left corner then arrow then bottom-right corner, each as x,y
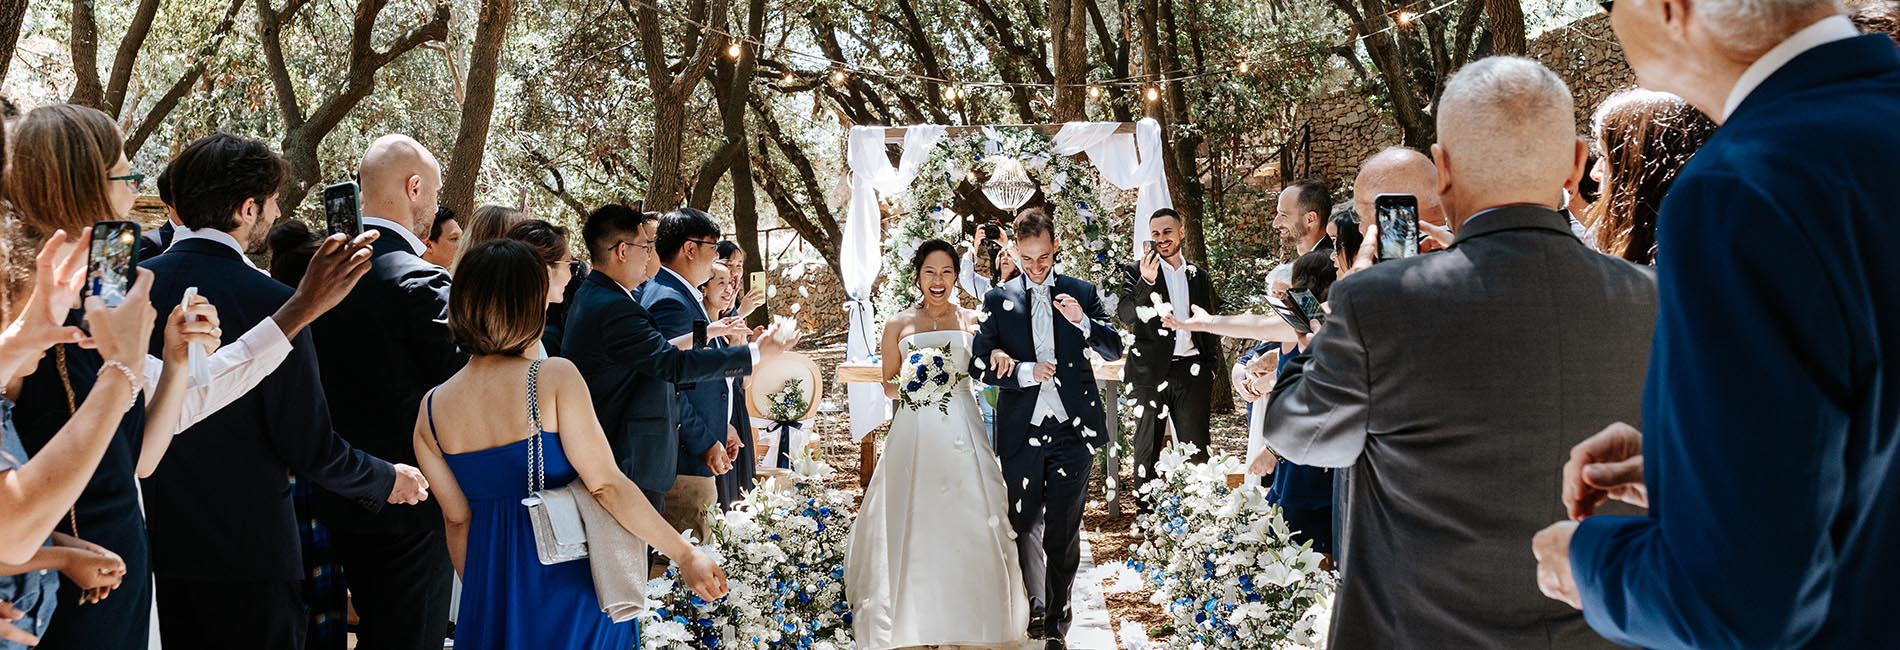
890,341 -> 966,415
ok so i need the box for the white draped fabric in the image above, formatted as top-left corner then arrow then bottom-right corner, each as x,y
841,119 -> 1171,441
844,125 -> 946,440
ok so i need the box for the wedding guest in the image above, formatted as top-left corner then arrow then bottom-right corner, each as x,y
451,204 -> 524,271
0,233 -> 154,649
713,241 -> 764,320
1326,208 -> 1365,274
309,134 -> 467,649
646,208 -> 752,540
267,220 -> 321,286
960,222 -> 1008,301
1117,208 -> 1220,485
699,262 -> 758,508
541,259 -> 586,359
412,239 -> 727,649
422,206 -> 461,269
1534,3 -> 1900,647
4,103 -> 345,649
139,133 -> 417,649
1255,251 -> 1339,558
1261,58 -> 1655,648
1350,148 -> 1451,251
1583,89 -> 1717,265
502,218 -> 574,359
1272,180 -> 1330,257
137,165 -> 176,260
561,205 -> 790,515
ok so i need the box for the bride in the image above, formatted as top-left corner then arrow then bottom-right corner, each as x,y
845,239 -> 1029,649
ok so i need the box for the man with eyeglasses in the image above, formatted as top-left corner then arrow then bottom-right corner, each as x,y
562,205 -> 796,518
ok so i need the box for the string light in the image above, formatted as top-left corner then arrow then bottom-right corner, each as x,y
1396,10 -> 1419,26
726,42 -> 743,59
1087,85 -> 1102,99
832,70 -> 847,84
782,72 -> 796,83
1238,60 -> 1252,74
1144,86 -> 1160,102
942,85 -> 963,101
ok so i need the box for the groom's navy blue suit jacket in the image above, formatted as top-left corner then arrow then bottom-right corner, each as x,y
1570,34 -> 1900,649
970,274 -> 1122,457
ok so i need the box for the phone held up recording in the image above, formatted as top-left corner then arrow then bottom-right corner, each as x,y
1374,193 -> 1421,263
82,221 -> 141,332
322,181 -> 363,238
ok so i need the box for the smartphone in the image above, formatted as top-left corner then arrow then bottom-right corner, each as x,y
1288,288 -> 1326,326
1267,297 -> 1312,335
322,181 -> 363,238
693,319 -> 708,348
83,221 -> 141,330
1375,193 -> 1421,262
750,271 -> 767,293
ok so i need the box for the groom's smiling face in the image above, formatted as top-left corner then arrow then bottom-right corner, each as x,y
1014,233 -> 1057,285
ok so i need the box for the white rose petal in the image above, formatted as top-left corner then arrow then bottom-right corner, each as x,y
1190,363 -> 1202,376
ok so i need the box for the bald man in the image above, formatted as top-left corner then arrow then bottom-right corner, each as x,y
308,134 -> 465,649
1259,57 -> 1655,649
1350,147 -> 1451,252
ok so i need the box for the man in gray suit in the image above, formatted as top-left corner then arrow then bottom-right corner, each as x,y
1261,56 -> 1656,649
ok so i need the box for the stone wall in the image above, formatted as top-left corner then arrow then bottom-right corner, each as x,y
1289,13 -> 1635,192
763,261 -> 849,340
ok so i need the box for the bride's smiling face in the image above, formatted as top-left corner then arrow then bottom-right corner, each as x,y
916,249 -> 958,305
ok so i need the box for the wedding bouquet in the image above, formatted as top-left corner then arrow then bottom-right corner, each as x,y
1129,444 -> 1335,649
641,456 -> 856,649
890,342 -> 965,415
766,378 -> 809,423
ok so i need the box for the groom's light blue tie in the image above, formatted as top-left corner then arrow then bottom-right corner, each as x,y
1030,284 -> 1068,428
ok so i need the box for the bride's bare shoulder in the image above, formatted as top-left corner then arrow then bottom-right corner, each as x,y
884,309 -> 916,334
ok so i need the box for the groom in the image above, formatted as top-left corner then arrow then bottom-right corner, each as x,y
971,206 -> 1123,645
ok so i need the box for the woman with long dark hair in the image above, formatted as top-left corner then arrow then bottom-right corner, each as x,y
1585,89 -> 1717,265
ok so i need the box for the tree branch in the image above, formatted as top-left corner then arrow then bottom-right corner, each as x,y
102,0 -> 164,115
124,0 -> 249,153
68,0 -> 103,107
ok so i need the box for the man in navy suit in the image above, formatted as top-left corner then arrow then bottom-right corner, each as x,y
1533,3 -> 1900,648
309,134 -> 467,649
643,208 -> 757,537
970,206 -> 1122,645
562,206 -> 794,513
138,134 -> 426,649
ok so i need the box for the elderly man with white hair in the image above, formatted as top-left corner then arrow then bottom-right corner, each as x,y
1256,56 -> 1658,649
1533,0 -> 1900,647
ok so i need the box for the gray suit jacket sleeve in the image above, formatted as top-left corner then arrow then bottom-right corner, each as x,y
1261,278 -> 1371,468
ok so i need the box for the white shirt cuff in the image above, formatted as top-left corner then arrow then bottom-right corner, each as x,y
747,343 -> 760,365
149,318 -> 293,430
1073,318 -> 1091,336
1017,362 -> 1040,387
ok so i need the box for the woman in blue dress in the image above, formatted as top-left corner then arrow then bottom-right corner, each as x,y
412,240 -> 727,649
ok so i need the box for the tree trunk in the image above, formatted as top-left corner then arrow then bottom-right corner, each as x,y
68,0 -> 103,107
1484,0 -> 1527,55
0,0 -> 31,82
1050,0 -> 1089,121
103,0 -> 164,115
624,0 -> 728,212
440,0 -> 515,220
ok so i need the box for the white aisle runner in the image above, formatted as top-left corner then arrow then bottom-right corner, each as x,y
1063,532 -> 1116,650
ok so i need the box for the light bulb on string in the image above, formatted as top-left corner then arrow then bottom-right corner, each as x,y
1145,86 -> 1160,102
1238,60 -> 1252,74
726,42 -> 743,59
832,70 -> 847,84
1396,10 -> 1418,26
1088,85 -> 1102,99
782,71 -> 796,83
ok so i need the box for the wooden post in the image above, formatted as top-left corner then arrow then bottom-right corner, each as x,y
859,436 -> 878,490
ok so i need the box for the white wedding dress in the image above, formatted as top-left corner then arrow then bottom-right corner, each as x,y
845,330 -> 1029,649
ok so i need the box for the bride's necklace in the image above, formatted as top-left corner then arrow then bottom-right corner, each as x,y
919,304 -> 956,331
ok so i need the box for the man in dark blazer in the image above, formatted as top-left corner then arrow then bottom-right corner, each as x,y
1536,8 -> 1900,649
970,207 -> 1122,645
563,206 -> 792,512
1116,208 -> 1220,487
1263,58 -> 1652,649
138,134 -> 426,649
644,208 -> 751,536
309,135 -> 467,650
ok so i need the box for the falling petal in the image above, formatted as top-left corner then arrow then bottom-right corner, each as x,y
791,303 -> 803,314
1157,381 -> 1170,392
1028,437 -> 1042,447
1190,363 -> 1202,376
799,286 -> 811,297
767,285 -> 780,299
1002,300 -> 1016,312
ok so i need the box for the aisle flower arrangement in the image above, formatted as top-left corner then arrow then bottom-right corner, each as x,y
1130,444 -> 1336,649
640,454 -> 857,649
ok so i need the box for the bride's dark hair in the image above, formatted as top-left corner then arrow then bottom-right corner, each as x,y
909,239 -> 960,277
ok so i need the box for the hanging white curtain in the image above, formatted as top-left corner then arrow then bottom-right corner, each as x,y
842,125 -> 946,441
1052,118 -> 1173,252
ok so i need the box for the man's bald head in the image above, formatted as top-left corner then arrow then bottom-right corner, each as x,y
1352,147 -> 1444,227
1431,57 -> 1584,228
358,134 -> 443,237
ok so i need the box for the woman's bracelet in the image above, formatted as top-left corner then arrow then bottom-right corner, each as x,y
99,360 -> 143,409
